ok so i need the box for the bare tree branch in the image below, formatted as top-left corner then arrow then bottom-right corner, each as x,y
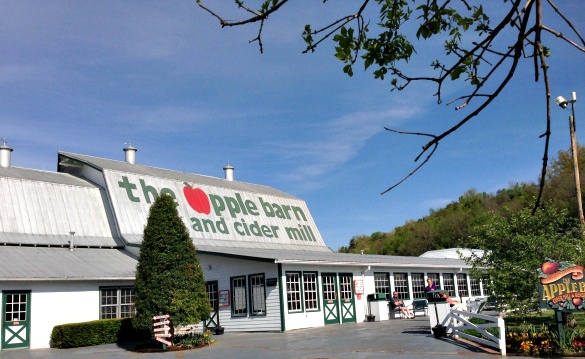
380,128 -> 439,195
197,0 -> 585,209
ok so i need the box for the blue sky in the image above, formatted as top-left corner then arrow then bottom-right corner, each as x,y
2,1 -> 584,251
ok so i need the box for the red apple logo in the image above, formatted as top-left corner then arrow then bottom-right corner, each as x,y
573,298 -> 583,306
541,261 -> 560,275
183,183 -> 210,215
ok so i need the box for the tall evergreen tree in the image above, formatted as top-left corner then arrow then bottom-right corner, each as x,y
133,194 -> 210,331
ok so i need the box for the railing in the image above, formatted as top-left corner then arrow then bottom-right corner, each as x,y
443,309 -> 506,356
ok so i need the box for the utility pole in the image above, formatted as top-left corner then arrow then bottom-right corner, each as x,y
556,92 -> 584,224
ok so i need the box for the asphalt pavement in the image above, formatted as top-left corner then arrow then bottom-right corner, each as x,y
0,316 -> 501,359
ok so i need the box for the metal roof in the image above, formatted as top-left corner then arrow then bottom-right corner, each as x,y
197,246 -> 469,269
0,246 -> 136,281
0,169 -> 121,247
0,166 -> 95,187
60,151 -> 329,252
58,152 -> 297,199
123,234 -> 332,251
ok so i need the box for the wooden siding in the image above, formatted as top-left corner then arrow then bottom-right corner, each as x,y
198,253 -> 281,332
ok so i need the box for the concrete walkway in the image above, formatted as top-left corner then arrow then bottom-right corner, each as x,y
1,316 -> 500,359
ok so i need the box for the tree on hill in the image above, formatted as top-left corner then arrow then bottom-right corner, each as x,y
544,146 -> 585,221
466,204 -> 584,316
133,194 -> 211,331
197,0 -> 585,206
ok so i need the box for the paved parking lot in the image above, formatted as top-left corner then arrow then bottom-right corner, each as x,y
1,316 -> 500,359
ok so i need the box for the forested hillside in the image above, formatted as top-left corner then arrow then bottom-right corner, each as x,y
338,147 -> 585,256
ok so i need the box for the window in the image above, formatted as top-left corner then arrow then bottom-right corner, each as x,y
231,276 -> 247,316
303,272 -> 319,311
206,281 -> 219,310
470,277 -> 482,296
456,273 -> 469,297
339,274 -> 353,301
322,274 -> 336,302
411,273 -> 425,299
4,293 -> 27,322
374,272 -> 390,296
286,272 -> 302,312
249,274 -> 266,315
393,273 -> 409,299
100,287 -> 134,319
442,274 -> 455,297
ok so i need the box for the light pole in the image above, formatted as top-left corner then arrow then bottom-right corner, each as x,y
555,92 -> 584,224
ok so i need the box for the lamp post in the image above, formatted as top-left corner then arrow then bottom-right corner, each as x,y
555,92 -> 584,224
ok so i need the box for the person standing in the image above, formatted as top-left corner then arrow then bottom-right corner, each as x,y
425,278 -> 438,292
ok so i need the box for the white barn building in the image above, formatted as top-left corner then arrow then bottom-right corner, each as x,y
0,144 -> 485,350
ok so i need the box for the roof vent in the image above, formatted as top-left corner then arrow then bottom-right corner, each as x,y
123,143 -> 137,164
0,139 -> 13,168
223,163 -> 234,181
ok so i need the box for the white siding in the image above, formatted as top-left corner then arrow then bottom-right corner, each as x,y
198,254 -> 281,332
0,280 -> 133,349
281,264 -> 367,331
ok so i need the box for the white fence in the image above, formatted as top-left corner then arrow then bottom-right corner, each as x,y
444,309 -> 506,356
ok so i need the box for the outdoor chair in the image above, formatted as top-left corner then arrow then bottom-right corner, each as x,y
388,301 -> 412,319
466,297 -> 487,314
412,298 -> 429,317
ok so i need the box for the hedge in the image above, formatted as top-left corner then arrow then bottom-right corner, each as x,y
50,318 -> 149,349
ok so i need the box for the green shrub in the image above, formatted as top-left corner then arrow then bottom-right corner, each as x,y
50,318 -> 149,349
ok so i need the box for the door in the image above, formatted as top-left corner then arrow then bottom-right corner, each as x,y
322,273 -> 339,325
2,291 -> 31,350
205,281 -> 219,329
339,274 -> 356,323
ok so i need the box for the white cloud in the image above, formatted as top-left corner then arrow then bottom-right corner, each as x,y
272,107 -> 420,184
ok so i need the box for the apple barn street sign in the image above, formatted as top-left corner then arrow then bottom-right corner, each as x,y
105,172 -> 327,248
538,259 -> 585,311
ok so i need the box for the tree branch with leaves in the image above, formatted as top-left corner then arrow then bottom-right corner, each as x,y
197,0 -> 585,211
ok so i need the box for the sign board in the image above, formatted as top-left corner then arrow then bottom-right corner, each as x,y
105,172 -> 327,249
266,278 -> 278,287
538,259 -> 585,311
354,279 -> 364,295
153,314 -> 173,347
219,290 -> 230,307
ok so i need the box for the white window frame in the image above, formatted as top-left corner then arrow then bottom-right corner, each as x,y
303,272 -> 319,311
374,272 -> 390,296
286,272 -> 302,312
411,273 -> 426,299
456,273 -> 469,297
100,287 -> 135,319
393,273 -> 410,300
442,274 -> 456,297
470,277 -> 482,296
